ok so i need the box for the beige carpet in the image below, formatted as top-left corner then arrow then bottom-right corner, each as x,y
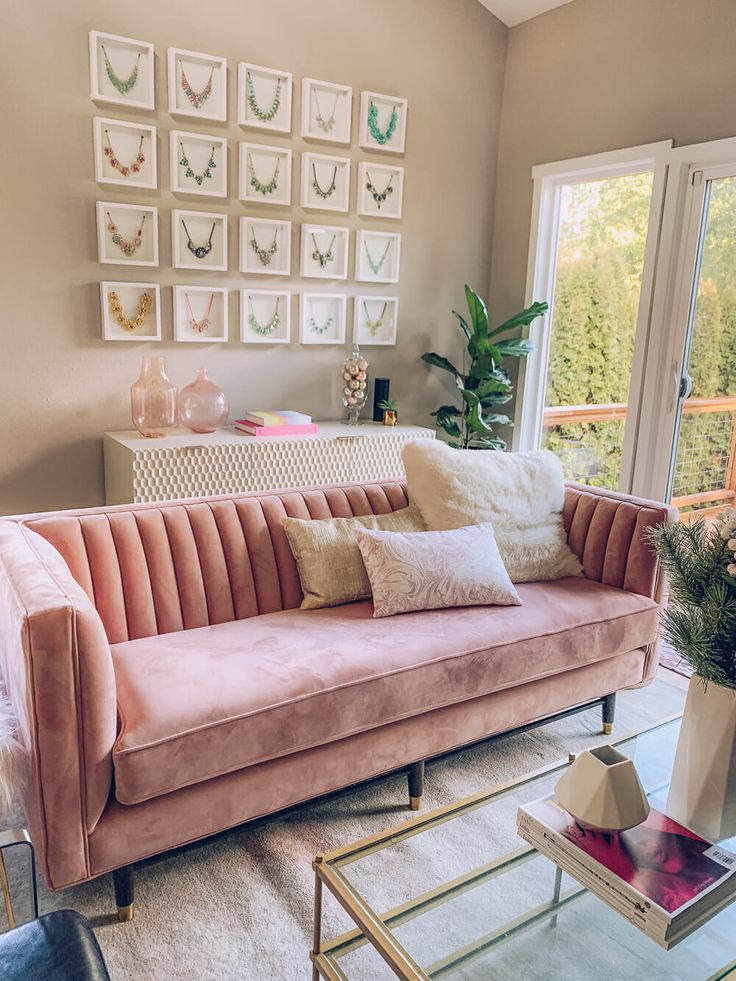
2,677 -> 685,980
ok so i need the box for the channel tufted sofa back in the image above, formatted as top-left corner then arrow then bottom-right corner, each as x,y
18,481 -> 410,645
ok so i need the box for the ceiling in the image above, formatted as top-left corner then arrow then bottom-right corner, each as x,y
478,0 -> 574,27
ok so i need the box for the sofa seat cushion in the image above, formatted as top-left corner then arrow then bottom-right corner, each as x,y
110,577 -> 658,805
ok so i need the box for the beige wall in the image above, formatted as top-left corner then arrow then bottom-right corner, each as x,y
1,0 -> 507,514
491,0 -> 736,332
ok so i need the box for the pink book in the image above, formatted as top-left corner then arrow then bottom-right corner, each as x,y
235,422 -> 319,436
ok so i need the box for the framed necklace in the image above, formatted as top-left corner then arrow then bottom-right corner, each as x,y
107,212 -> 146,257
103,130 -> 145,178
246,71 -> 282,122
100,44 -> 140,96
251,228 -> 278,266
367,100 -> 398,145
311,163 -> 337,199
365,171 -> 394,209
108,290 -> 150,331
309,314 -> 334,335
311,233 -> 336,269
182,220 -> 215,259
185,291 -> 214,334
363,300 -> 389,336
180,62 -> 214,110
249,296 -> 281,335
179,142 -> 216,186
249,153 -> 280,195
363,239 -> 392,276
313,88 -> 340,133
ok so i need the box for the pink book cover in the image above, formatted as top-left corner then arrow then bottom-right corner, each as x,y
235,422 -> 319,436
522,796 -> 736,918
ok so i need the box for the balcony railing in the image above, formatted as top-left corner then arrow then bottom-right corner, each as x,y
543,396 -> 736,518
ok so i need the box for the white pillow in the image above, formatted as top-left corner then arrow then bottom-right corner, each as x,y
354,523 -> 521,618
401,440 -> 582,583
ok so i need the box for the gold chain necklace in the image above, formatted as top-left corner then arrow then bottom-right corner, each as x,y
108,291 -> 151,331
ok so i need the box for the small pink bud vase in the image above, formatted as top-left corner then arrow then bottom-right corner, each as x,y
130,356 -> 177,438
177,367 -> 229,434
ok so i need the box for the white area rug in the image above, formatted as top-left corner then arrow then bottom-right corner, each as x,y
2,677 -> 684,980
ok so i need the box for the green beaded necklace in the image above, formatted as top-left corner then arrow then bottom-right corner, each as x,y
246,71 -> 282,122
249,297 -> 280,335
249,153 -> 280,195
309,315 -> 334,335
364,239 -> 391,276
179,143 -> 217,186
101,45 -> 140,96
368,101 -> 398,145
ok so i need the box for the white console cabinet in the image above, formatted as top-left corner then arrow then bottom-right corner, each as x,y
103,423 -> 434,504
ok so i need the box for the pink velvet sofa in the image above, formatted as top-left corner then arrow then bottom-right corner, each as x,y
0,478 -> 675,919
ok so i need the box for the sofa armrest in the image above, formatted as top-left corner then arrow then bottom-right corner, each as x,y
0,522 -> 117,889
563,482 -> 678,601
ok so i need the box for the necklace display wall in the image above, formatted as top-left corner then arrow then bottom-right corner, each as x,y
300,224 -> 349,280
93,116 -> 157,189
240,289 -> 291,344
167,46 -> 227,121
96,201 -> 159,266
300,292 -> 347,345
301,78 -> 352,145
359,91 -> 408,154
100,282 -> 161,341
238,143 -> 292,205
354,295 -> 399,346
238,62 -> 293,133
173,285 -> 228,342
301,152 -> 350,212
171,210 -> 228,271
239,217 -> 292,276
89,31 -> 155,110
170,131 -> 228,197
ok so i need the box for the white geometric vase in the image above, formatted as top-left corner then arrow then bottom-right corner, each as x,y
555,745 -> 650,832
667,674 -> 736,842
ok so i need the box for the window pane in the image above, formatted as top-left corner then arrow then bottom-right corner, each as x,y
542,172 -> 654,489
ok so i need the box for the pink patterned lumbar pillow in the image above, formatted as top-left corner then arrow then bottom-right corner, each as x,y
354,523 -> 522,618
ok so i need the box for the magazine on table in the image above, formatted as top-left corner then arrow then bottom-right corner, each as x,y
518,795 -> 736,947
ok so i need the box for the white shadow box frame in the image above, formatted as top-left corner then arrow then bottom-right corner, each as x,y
171,210 -> 228,272
89,31 -> 154,111
239,143 -> 292,206
239,217 -> 291,275
168,47 -> 227,122
301,152 -> 350,213
300,224 -> 349,280
354,295 -> 399,346
238,63 -> 292,133
100,281 -> 161,341
93,117 -> 157,189
96,201 -> 158,267
170,131 -> 227,198
355,230 -> 401,284
174,285 -> 228,342
359,91 -> 408,155
240,289 -> 291,344
357,162 -> 404,220
301,78 -> 352,145
300,292 -> 347,345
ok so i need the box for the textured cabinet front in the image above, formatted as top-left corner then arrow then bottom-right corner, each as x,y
104,425 -> 434,504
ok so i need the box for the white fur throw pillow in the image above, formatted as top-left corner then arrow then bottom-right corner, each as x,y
401,440 -> 582,583
354,523 -> 521,618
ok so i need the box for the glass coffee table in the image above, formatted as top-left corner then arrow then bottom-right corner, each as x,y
311,716 -> 736,980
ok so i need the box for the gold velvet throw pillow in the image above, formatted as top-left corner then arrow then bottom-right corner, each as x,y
283,506 -> 425,609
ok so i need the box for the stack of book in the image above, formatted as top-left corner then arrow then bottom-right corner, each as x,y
517,794 -> 736,949
235,411 -> 317,437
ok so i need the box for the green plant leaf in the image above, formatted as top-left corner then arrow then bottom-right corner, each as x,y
495,338 -> 535,358
483,413 -> 510,425
488,301 -> 548,338
469,434 -> 507,450
452,310 -> 472,341
476,377 -> 509,399
464,285 -> 489,338
462,390 -> 494,435
430,404 -> 462,418
421,352 -> 462,378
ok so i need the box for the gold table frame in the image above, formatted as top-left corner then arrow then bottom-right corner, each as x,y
310,714 -> 735,981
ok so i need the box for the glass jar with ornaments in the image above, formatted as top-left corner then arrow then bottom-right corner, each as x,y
342,346 -> 369,424
177,367 -> 229,433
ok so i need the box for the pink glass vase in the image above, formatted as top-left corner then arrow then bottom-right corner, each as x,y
177,367 -> 229,433
130,356 -> 177,438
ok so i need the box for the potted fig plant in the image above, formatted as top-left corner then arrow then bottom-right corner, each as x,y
421,285 -> 547,449
378,397 -> 398,426
648,514 -> 736,841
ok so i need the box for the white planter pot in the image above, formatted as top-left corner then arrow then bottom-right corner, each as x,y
667,673 -> 736,841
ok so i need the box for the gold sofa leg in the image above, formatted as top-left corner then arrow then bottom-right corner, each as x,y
113,865 -> 135,922
602,692 -> 617,736
408,760 -> 425,811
